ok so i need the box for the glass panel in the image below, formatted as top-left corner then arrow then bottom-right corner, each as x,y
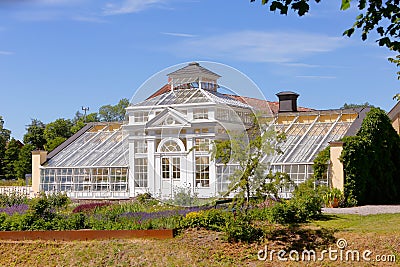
160,140 -> 181,152
134,112 -> 149,123
134,140 -> 147,153
195,138 -> 210,152
196,156 -> 210,187
172,158 -> 180,179
193,108 -> 208,119
134,158 -> 148,187
162,158 -> 170,179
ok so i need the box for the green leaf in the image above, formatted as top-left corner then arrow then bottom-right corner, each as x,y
358,0 -> 366,10
341,0 -> 351,11
292,1 -> 309,16
343,28 -> 355,37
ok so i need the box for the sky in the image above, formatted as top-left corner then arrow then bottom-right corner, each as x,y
0,0 -> 399,140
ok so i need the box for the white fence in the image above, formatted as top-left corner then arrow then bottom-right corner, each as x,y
0,186 -> 34,198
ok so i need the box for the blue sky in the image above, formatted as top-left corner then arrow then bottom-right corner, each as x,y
0,0 -> 398,140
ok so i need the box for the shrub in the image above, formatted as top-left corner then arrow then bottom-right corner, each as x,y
223,220 -> 263,243
168,186 -> 200,207
72,202 -> 112,213
341,108 -> 400,205
0,193 -> 28,208
53,213 -> 88,230
47,192 -> 70,208
182,209 -> 228,231
136,193 -> 153,204
265,179 -> 325,224
323,188 -> 344,208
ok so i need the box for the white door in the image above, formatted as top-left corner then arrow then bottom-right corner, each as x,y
161,157 -> 181,198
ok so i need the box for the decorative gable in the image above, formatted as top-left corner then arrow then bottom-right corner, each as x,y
145,108 -> 190,129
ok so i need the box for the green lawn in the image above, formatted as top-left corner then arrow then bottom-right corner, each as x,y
311,213 -> 400,233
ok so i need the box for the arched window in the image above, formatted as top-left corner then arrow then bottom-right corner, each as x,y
159,140 -> 182,152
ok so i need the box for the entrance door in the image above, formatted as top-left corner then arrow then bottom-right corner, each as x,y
161,157 -> 181,197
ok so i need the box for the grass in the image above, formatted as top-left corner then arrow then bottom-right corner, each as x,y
0,213 -> 399,266
310,213 -> 400,233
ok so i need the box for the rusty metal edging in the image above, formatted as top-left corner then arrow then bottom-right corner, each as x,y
0,229 -> 176,241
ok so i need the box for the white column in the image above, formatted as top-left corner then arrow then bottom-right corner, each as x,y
209,156 -> 216,197
186,137 -> 195,192
147,137 -> 156,195
128,140 -> 135,197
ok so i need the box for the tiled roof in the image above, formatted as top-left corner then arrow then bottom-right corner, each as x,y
226,95 -> 314,114
167,62 -> 221,79
146,84 -> 171,100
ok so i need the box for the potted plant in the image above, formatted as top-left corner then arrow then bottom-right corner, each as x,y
323,188 -> 344,208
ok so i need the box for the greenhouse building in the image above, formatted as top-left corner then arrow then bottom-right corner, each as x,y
31,62 -> 368,199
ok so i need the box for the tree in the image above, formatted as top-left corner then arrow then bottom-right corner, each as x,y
44,118 -> 74,152
23,119 -> 46,150
71,111 -> 99,134
251,0 -> 400,91
99,98 -> 130,122
340,102 -> 374,109
341,107 -> 400,205
2,138 -> 21,179
0,116 -> 11,179
212,116 -> 285,210
251,0 -> 399,52
14,144 -> 35,180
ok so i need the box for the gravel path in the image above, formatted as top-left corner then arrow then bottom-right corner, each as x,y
322,205 -> 400,215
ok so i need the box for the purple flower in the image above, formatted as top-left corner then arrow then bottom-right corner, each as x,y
0,204 -> 29,215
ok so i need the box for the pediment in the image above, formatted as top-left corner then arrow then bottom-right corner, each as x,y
145,108 -> 190,128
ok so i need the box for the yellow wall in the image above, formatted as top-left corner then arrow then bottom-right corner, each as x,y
329,142 -> 344,191
392,116 -> 400,134
31,151 -> 47,195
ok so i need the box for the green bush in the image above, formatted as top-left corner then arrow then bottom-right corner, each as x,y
341,108 -> 400,205
0,193 -> 28,208
223,220 -> 263,243
182,209 -> 228,231
267,201 -> 301,224
264,179 -> 325,224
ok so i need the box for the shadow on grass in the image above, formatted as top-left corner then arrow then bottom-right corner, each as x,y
315,214 -> 340,221
265,225 -> 336,251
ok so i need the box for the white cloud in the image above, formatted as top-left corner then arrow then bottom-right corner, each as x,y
72,15 -> 108,23
103,0 -> 168,15
282,62 -> 320,68
161,32 -> 196,38
0,51 -> 14,56
169,30 -> 347,64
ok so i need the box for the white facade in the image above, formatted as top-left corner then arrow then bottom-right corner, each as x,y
125,62 -> 254,199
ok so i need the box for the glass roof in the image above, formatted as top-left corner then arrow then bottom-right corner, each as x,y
263,111 -> 357,164
45,124 -> 128,167
132,88 -> 252,109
